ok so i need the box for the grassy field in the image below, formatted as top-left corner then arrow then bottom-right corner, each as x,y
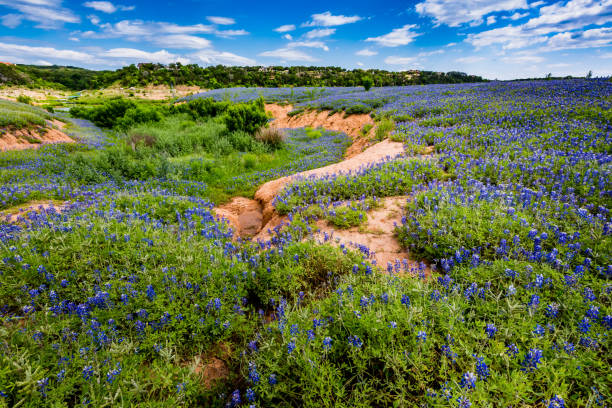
0,79 -> 610,407
0,99 -> 53,128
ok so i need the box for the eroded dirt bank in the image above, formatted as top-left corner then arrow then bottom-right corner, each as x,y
265,104 -> 374,157
0,120 -> 74,151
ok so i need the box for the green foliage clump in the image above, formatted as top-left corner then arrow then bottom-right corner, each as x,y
325,206 -> 367,228
16,94 -> 33,105
362,76 -> 374,91
374,117 -> 395,141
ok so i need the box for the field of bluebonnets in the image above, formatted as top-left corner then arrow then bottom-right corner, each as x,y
0,78 -> 610,407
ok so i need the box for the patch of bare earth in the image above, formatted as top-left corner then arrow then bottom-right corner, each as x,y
265,103 -> 374,158
0,120 -> 73,152
187,343 -> 231,389
0,200 -> 66,223
215,197 -> 262,238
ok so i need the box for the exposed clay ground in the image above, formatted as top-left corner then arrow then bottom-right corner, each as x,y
0,200 -> 66,223
0,85 -> 203,102
265,104 -> 374,158
0,119 -> 74,151
213,106 -> 429,271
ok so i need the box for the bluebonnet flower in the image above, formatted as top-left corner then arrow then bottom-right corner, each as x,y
322,336 -> 332,350
521,348 -> 543,371
401,294 -> 410,307
145,285 -> 156,301
545,303 -> 559,318
460,371 -> 477,389
533,324 -> 545,337
457,397 -> 471,408
348,335 -> 363,348
546,395 -> 566,408
389,321 -> 397,329
248,362 -> 260,384
37,377 -> 49,397
528,294 -> 540,310
268,374 -> 277,385
106,363 -> 121,384
417,331 -> 427,343
82,365 -> 94,381
287,341 -> 296,355
475,357 -> 489,380
586,305 -> 599,319
246,388 -> 255,402
578,317 -> 591,333
485,323 -> 497,339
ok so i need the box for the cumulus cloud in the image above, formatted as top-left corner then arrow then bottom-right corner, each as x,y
415,0 -> 528,27
288,41 -> 329,51
304,28 -> 336,39
384,56 -> 417,65
455,56 -> 486,63
154,34 -> 212,49
192,49 -> 255,65
206,16 -> 235,25
0,41 -> 94,62
466,0 -> 612,51
0,0 -> 80,28
274,24 -> 295,32
259,48 -> 317,61
356,48 -> 377,56
365,25 -> 420,47
302,11 -> 362,27
83,1 -> 133,13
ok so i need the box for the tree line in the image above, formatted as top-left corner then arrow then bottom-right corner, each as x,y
0,62 -> 487,91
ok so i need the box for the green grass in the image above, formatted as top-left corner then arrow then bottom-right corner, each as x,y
0,99 -> 53,128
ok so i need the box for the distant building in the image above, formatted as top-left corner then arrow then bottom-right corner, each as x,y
0,61 -> 14,66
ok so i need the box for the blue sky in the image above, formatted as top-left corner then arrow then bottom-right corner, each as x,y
0,0 -> 610,79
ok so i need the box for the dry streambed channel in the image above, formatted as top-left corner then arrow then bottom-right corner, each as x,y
214,104 -> 431,271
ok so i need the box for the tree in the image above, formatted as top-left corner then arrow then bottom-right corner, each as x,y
362,76 -> 374,91
586,70 -> 592,79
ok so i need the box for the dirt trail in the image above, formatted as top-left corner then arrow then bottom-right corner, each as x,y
0,119 -> 73,151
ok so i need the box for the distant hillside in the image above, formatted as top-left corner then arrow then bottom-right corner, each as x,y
0,62 -> 487,90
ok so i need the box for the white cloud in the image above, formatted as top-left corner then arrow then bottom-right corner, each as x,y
415,0 -> 528,27
83,1 -> 133,13
192,49 -> 255,65
154,34 -> 212,49
102,47 -> 185,64
486,15 -> 496,25
417,49 -> 444,57
0,41 -> 94,62
357,61 -> 364,66
88,14 -> 100,25
302,11 -> 362,27
365,24 -> 420,47
0,0 -> 80,28
466,0 -> 612,50
283,34 -> 292,40
356,48 -> 377,56
259,48 -> 317,61
214,29 -> 249,38
274,24 -> 295,32
206,16 -> 235,25
524,0 -> 612,34
304,28 -> 336,39
83,1 -> 116,13
501,54 -> 544,63
547,27 -> 612,50
288,41 -> 329,51
1,13 -> 23,28
505,11 -> 529,20
455,56 -> 486,63
384,56 -> 417,65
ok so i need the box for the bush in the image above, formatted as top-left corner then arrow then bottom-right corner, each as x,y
221,99 -> 268,134
254,127 -> 285,148
16,94 -> 33,105
375,117 -> 395,141
362,76 -> 374,91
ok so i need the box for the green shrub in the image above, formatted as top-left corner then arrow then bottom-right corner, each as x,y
375,117 -> 395,141
221,99 -> 268,134
16,94 -> 33,105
